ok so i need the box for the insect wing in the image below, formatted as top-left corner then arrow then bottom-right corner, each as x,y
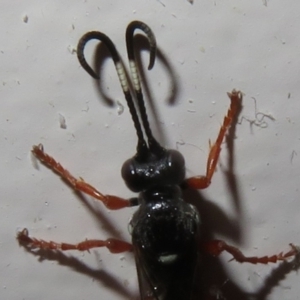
134,244 -> 198,300
134,246 -> 160,300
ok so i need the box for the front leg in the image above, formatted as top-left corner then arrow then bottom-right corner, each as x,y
185,90 -> 242,189
32,144 -> 134,210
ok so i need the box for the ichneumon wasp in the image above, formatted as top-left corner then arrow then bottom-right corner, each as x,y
17,21 -> 299,300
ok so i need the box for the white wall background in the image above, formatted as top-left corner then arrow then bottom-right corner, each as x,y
1,1 -> 300,299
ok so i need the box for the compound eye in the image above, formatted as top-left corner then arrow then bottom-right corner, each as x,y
121,158 -> 144,192
166,150 -> 185,185
167,150 -> 184,170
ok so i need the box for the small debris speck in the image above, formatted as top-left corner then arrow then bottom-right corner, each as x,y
262,0 -> 268,6
23,15 -> 28,23
67,45 -> 76,55
117,101 -> 124,115
58,113 -> 67,129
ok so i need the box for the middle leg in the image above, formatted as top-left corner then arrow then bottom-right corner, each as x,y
17,228 -> 133,254
203,239 -> 299,264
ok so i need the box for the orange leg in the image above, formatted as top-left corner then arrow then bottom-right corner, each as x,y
17,228 -> 132,254
185,90 -> 242,189
203,239 -> 299,264
32,144 -> 131,210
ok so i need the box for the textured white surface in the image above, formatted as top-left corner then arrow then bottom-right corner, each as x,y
1,1 -> 300,299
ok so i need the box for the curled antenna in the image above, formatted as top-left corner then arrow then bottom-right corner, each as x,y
77,21 -> 165,160
126,21 -> 163,155
77,30 -> 146,155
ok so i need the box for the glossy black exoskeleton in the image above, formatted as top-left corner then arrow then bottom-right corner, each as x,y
76,21 -> 201,299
